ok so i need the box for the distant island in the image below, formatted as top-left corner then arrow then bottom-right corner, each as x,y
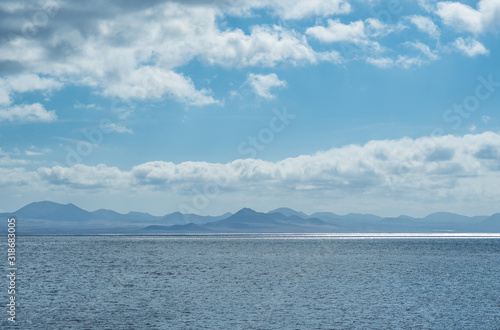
1,201 -> 499,234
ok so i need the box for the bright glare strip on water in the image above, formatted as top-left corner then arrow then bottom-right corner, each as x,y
124,233 -> 500,240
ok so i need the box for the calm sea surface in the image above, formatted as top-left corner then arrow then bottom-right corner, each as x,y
3,234 -> 500,329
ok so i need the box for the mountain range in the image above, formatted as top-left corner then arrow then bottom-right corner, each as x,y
0,201 -> 499,234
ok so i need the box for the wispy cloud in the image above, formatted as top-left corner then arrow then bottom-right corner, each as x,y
453,37 -> 489,57
408,15 -> 440,39
25,146 -> 52,156
102,122 -> 133,134
74,102 -> 99,110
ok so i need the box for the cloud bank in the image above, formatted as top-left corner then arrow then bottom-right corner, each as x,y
0,132 -> 497,214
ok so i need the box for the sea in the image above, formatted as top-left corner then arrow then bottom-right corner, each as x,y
2,234 -> 500,329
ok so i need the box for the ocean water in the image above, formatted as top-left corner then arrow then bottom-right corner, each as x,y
3,234 -> 500,329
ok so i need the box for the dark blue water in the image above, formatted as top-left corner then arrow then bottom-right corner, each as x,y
3,234 -> 500,329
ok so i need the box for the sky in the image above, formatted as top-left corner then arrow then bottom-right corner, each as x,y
0,0 -> 499,217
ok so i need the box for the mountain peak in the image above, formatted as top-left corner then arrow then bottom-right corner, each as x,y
14,201 -> 91,221
268,207 -> 308,218
235,207 -> 257,214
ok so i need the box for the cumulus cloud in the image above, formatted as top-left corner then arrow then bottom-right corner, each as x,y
0,1 -> 334,107
103,67 -> 218,105
3,74 -> 62,93
0,74 -> 62,108
0,74 -> 61,123
0,1 -> 348,109
436,0 -> 500,34
246,73 -> 287,99
37,164 -> 131,189
0,0 -> 496,115
0,0 -> 492,112
453,37 -> 489,57
201,25 -> 321,67
0,103 -> 57,122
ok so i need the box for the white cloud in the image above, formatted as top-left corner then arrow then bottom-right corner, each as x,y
102,123 -> 133,134
305,18 -> 393,62
482,115 -> 491,124
306,19 -> 367,43
0,103 -> 57,123
0,74 -> 62,108
4,74 -> 62,93
306,18 -> 399,44
409,15 -> 440,38
38,164 -> 131,189
103,67 -> 218,106
453,37 -> 489,57
246,73 -> 287,99
436,1 -> 483,33
436,0 -> 500,34
202,25 -> 320,67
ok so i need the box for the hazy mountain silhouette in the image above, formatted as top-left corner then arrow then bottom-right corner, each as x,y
161,212 -> 232,225
14,201 -> 93,222
204,208 -> 334,233
421,212 -> 487,223
1,201 -> 499,234
268,207 -> 309,218
479,213 -> 500,231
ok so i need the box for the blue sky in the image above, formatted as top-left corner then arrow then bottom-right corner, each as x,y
0,0 -> 499,216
